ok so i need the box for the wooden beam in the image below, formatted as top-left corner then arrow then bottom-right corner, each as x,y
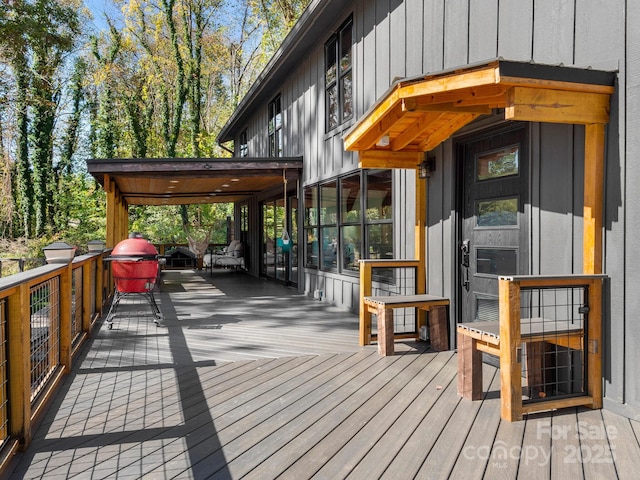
358,150 -> 424,169
391,112 -> 446,151
583,123 -> 606,274
499,75 -> 616,95
399,65 -> 500,99
343,92 -> 403,150
403,99 -> 492,115
419,113 -> 480,151
347,102 -> 408,150
505,87 -> 610,124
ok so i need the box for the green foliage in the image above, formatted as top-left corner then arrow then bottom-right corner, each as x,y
1,0 -> 309,252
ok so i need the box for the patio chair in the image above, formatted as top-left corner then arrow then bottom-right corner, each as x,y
203,240 -> 245,270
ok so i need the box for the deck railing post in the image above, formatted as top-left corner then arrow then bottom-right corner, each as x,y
59,264 -> 73,373
499,277 -> 522,422
7,284 -> 32,447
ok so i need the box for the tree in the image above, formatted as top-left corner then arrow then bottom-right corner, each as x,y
92,20 -> 122,159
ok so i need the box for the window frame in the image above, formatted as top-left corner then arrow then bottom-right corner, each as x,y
268,95 -> 283,157
325,16 -> 353,132
239,128 -> 248,157
303,169 -> 392,275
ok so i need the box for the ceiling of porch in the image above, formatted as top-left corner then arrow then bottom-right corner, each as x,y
87,157 -> 302,206
343,59 -> 616,168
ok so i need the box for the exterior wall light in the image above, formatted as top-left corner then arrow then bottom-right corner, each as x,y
43,241 -> 76,264
418,157 -> 436,179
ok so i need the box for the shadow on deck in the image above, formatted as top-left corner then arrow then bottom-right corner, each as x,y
6,270 -> 640,479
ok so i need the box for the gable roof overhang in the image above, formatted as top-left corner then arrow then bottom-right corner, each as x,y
86,157 -> 302,206
343,59 -> 616,167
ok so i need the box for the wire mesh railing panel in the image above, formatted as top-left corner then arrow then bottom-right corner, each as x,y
0,299 -> 9,448
520,286 -> 587,404
71,267 -> 83,346
370,267 -> 418,335
30,278 -> 60,401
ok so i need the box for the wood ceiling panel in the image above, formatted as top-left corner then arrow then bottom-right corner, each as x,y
87,158 -> 302,206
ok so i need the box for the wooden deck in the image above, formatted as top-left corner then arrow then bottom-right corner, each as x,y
6,270 -> 640,479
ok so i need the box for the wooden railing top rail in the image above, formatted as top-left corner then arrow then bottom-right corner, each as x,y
0,252 -> 106,298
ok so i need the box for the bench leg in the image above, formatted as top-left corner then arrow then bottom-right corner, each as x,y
377,306 -> 394,356
457,332 -> 483,400
429,306 -> 449,351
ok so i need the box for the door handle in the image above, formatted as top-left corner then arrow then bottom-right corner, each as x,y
461,240 -> 470,291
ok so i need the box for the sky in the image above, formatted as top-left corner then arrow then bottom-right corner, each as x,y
83,0 -> 123,33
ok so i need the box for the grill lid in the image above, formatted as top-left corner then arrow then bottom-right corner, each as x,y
110,238 -> 158,260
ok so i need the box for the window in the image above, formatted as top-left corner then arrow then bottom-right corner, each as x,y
239,129 -> 248,157
340,174 -> 361,271
303,170 -> 392,273
320,181 -> 338,270
325,16 -> 353,131
268,95 -> 283,157
304,187 -> 319,268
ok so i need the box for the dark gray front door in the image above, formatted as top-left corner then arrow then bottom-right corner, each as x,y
459,125 -> 529,324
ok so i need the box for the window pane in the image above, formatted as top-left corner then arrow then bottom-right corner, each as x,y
304,187 -> 318,226
340,23 -> 352,72
327,84 -> 338,130
305,227 -> 319,267
342,225 -> 360,271
477,197 -> 518,227
340,174 -> 361,222
367,223 -> 393,259
320,181 -> 337,225
321,226 -> 338,269
366,170 -> 392,221
325,39 -> 337,84
476,145 -> 519,181
277,129 -> 283,157
341,71 -> 353,121
477,248 -> 518,275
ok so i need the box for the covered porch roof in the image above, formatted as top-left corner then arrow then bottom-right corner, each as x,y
343,58 -> 616,167
86,157 -> 302,246
87,157 -> 302,206
343,58 -> 616,278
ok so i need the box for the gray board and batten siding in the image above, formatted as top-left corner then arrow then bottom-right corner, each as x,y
218,0 -> 639,419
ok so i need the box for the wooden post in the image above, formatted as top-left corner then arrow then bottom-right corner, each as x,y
105,174 -> 116,248
415,170 -> 428,334
59,264 -> 73,373
7,284 -> 32,446
499,278 -> 522,422
583,123 -> 605,275
588,278 -> 603,408
359,261 -> 373,346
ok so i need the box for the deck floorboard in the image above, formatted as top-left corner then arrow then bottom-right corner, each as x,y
6,270 -> 640,479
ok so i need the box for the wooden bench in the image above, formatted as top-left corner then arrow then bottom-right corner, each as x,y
362,294 -> 450,356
